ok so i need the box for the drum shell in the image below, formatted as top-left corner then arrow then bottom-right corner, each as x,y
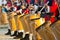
15,15 -> 24,30
29,14 -> 40,20
8,12 -> 17,31
34,18 -> 45,29
20,14 -> 32,33
1,13 -> 8,24
29,14 -> 45,29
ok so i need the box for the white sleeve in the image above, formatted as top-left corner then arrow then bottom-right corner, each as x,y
14,7 -> 17,11
46,6 -> 50,13
34,5 -> 38,11
48,6 -> 50,12
19,9 -> 22,13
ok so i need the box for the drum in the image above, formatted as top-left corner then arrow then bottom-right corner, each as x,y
0,7 -> 2,24
29,14 -> 45,29
20,14 -> 42,40
29,14 -> 40,20
37,22 -> 59,40
15,15 -> 24,31
50,20 -> 60,40
20,14 -> 31,33
36,19 -> 60,40
8,12 -> 17,31
29,14 -> 43,40
1,13 -> 8,24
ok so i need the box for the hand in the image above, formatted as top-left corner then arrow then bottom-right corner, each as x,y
51,16 -> 55,17
45,4 -> 48,9
16,10 -> 19,13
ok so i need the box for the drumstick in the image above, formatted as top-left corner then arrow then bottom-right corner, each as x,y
40,1 -> 49,13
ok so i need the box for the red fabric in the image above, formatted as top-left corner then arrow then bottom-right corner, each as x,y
44,0 -> 46,3
34,0 -> 38,4
50,2 -> 58,16
24,9 -> 29,14
45,15 -> 49,21
44,0 -> 58,23
26,0 -> 30,4
7,1 -> 11,7
22,9 -> 25,13
49,2 -> 58,23
50,17 -> 55,23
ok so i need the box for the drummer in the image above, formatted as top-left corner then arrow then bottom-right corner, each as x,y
44,0 -> 59,26
13,3 -> 27,39
14,4 -> 34,40
5,1 -> 18,36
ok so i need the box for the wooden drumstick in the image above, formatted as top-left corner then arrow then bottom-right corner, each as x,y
40,1 -> 49,13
